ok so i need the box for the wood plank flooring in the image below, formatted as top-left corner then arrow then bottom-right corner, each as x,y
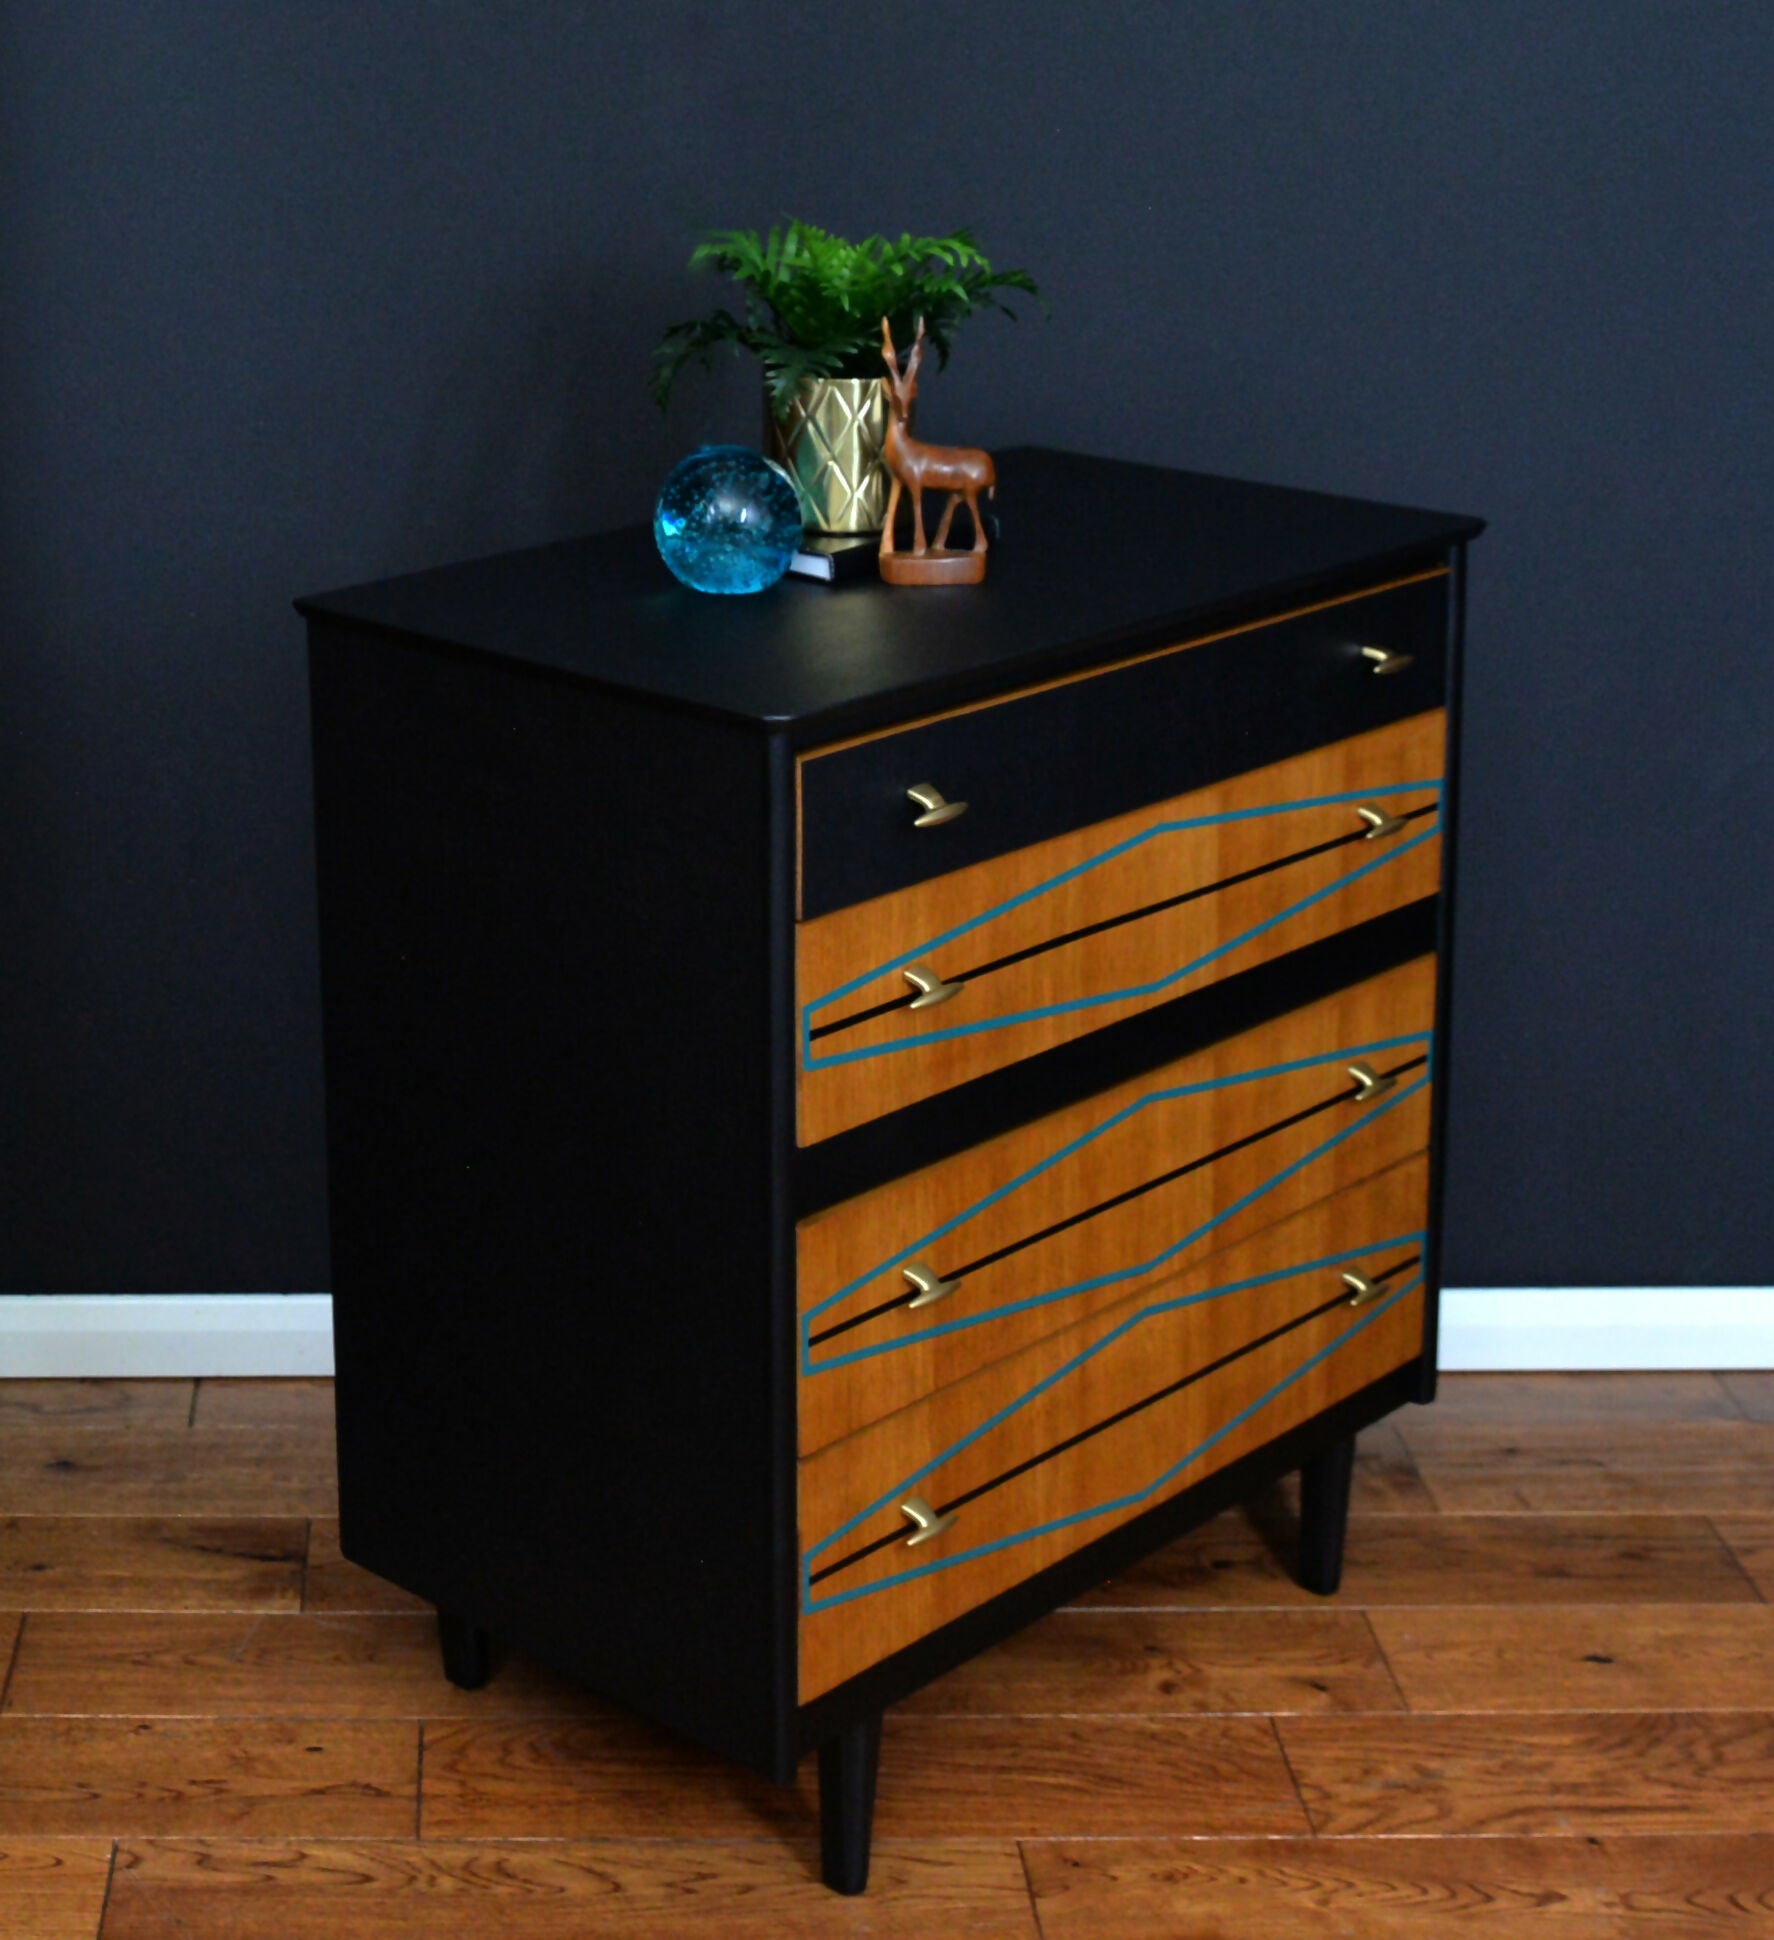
1,1371 -> 1772,1935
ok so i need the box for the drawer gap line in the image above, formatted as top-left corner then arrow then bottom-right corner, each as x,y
807,1254 -> 1420,1586
806,1054 -> 1428,1347
808,805 -> 1439,1042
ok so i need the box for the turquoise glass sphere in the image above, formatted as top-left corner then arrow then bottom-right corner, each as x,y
653,446 -> 803,594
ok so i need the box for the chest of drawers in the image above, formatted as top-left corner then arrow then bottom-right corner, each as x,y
300,447 -> 1481,1892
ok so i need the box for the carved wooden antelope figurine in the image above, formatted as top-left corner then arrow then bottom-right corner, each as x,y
879,317 -> 996,585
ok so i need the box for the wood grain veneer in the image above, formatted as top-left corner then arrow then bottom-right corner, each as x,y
1280,1710 -> 1774,1837
798,959 -> 1434,1452
1024,1834 -> 1774,1938
899,1606 -> 1403,1715
797,712 -> 1443,1143
2,1612 -> 602,1720
1423,1370 -> 1746,1423
1399,1418 -> 1774,1514
420,1714 -> 1308,1841
302,1518 -> 430,1614
0,1517 -> 306,1613
11,1371 -> 1770,1930
1722,1372 -> 1774,1422
102,1838 -> 1042,1940
0,1838 -> 112,1940
798,1156 -> 1427,1699
0,1427 -> 337,1518
0,1717 -> 419,1837
189,1378 -> 336,1431
1369,1604 -> 1774,1713
0,1613 -> 19,1701
865,1715 -> 1311,1839
0,1381 -> 193,1426
1714,1517 -> 1774,1601
1075,1509 -> 1763,1609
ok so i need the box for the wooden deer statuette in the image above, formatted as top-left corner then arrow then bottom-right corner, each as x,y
879,317 -> 996,585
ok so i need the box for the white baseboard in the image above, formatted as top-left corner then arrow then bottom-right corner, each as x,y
1439,1288 -> 1774,1371
0,1295 -> 335,1377
0,1290 -> 1769,1379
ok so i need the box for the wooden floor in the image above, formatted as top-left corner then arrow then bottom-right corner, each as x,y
2,1374 -> 1773,1935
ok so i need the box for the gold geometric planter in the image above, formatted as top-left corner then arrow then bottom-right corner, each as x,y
766,376 -> 895,535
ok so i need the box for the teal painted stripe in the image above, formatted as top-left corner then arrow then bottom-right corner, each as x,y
802,1032 -> 1433,1327
801,813 -> 1440,1071
801,1073 -> 1429,1375
802,1277 -> 1420,1613
815,780 -> 1442,1009
806,1237 -> 1422,1563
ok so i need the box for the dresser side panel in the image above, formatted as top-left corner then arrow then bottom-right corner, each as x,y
307,622 -> 790,1776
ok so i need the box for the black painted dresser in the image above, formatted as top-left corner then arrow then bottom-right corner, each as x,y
299,447 -> 1483,1891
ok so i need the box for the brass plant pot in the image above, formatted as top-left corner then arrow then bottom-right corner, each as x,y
766,376 -> 896,535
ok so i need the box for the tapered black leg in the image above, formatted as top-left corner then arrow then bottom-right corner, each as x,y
437,1608 -> 492,1689
1297,1434 -> 1357,1595
818,1710 -> 883,1895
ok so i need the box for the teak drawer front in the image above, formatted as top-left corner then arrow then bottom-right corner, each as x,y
797,568 -> 1447,920
797,956 -> 1434,1455
798,1154 -> 1429,1700
798,711 -> 1443,1145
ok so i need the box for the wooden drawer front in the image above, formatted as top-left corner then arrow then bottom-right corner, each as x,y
798,569 -> 1447,920
798,707 -> 1442,1147
799,1155 -> 1429,1700
797,956 -> 1433,1455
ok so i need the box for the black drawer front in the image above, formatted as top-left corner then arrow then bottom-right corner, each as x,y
799,570 -> 1447,920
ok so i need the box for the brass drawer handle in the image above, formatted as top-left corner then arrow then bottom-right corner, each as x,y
1343,1270 -> 1384,1307
900,1494 -> 958,1547
1355,803 -> 1407,840
1359,645 -> 1414,676
1346,1061 -> 1398,1103
902,1261 -> 961,1310
907,782 -> 968,828
903,963 -> 963,1010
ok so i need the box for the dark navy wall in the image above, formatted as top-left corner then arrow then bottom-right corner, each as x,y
4,2 -> 1770,1291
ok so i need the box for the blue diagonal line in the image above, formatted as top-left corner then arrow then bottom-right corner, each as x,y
802,1034 -> 1432,1327
802,1277 -> 1420,1612
801,1074 -> 1429,1374
813,781 -> 1442,1010
802,816 -> 1440,1071
805,1246 -> 1423,1562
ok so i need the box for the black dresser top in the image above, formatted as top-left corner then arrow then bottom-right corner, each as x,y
296,446 -> 1483,741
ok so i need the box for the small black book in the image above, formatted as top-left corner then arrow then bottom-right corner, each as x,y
787,507 -> 1003,584
786,533 -> 880,584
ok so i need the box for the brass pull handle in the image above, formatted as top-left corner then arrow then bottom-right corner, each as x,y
1359,645 -> 1414,676
900,1494 -> 958,1547
1356,803 -> 1407,841
1346,1061 -> 1398,1103
902,1261 -> 961,1310
1343,1270 -> 1384,1307
903,963 -> 963,1010
907,782 -> 968,828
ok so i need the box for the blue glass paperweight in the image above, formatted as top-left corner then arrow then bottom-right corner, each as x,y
653,445 -> 803,595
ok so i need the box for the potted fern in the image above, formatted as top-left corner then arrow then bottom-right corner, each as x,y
651,222 -> 1041,534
